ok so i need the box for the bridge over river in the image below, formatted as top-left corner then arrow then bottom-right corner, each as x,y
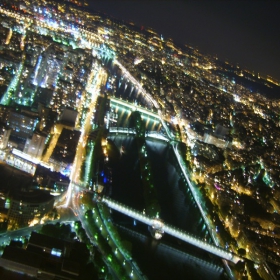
108,127 -> 169,142
102,196 -> 241,264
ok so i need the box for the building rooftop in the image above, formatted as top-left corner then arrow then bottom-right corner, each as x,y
28,231 -> 65,252
0,232 -> 84,279
9,189 -> 54,204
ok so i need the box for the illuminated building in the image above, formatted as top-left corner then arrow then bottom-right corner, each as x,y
33,51 -> 62,89
0,231 -> 86,279
7,190 -> 54,227
50,128 -> 80,171
0,123 -> 11,149
203,133 -> 232,149
33,165 -> 70,195
7,111 -> 38,138
23,132 -> 46,159
0,105 -> 9,121
0,50 -> 20,71
54,80 -> 83,110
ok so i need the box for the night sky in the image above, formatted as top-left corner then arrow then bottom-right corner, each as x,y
89,1 -> 280,81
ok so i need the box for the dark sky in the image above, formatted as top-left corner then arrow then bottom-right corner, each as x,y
88,1 -> 280,81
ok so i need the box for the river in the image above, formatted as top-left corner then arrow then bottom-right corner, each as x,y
106,134 -> 226,280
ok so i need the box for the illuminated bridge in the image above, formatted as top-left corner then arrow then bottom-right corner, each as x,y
102,196 -> 241,264
108,127 -> 169,142
92,44 -> 115,61
110,97 -> 160,120
114,61 -> 160,110
109,97 -> 174,140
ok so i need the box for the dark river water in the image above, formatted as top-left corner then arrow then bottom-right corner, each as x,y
106,134 -> 225,280
102,60 -> 226,279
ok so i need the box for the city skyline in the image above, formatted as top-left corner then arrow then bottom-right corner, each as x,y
90,1 -> 280,82
0,1 -> 280,279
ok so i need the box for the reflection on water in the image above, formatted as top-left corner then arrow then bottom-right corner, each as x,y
107,135 -> 225,279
